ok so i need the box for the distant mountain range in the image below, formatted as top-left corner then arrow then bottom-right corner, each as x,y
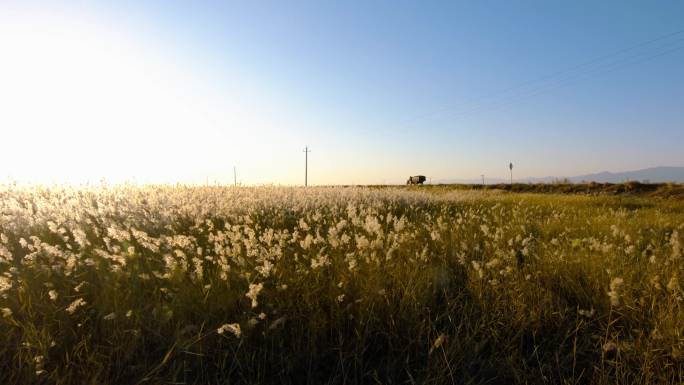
434,167 -> 684,184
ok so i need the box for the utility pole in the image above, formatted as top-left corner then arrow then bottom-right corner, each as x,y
481,174 -> 485,186
303,146 -> 311,187
509,163 -> 514,185
233,166 -> 237,187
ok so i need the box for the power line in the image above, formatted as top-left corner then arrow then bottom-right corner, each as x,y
445,38 -> 684,122
394,28 -> 684,127
440,38 -> 684,122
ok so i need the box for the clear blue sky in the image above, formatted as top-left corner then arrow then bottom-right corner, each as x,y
1,1 -> 683,184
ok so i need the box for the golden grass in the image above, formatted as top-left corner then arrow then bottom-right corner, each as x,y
1,185 -> 683,384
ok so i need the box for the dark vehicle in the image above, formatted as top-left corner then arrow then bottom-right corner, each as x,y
407,175 -> 426,185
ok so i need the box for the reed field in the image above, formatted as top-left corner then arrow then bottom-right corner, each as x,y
1,184 -> 684,384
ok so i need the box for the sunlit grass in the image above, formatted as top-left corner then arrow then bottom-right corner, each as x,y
1,185 -> 683,384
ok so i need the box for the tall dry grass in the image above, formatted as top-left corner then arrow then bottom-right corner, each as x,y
1,185 -> 683,384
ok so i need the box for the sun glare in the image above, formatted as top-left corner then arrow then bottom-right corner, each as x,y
0,14 -> 255,185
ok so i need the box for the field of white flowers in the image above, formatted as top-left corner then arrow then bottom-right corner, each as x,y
1,185 -> 683,384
